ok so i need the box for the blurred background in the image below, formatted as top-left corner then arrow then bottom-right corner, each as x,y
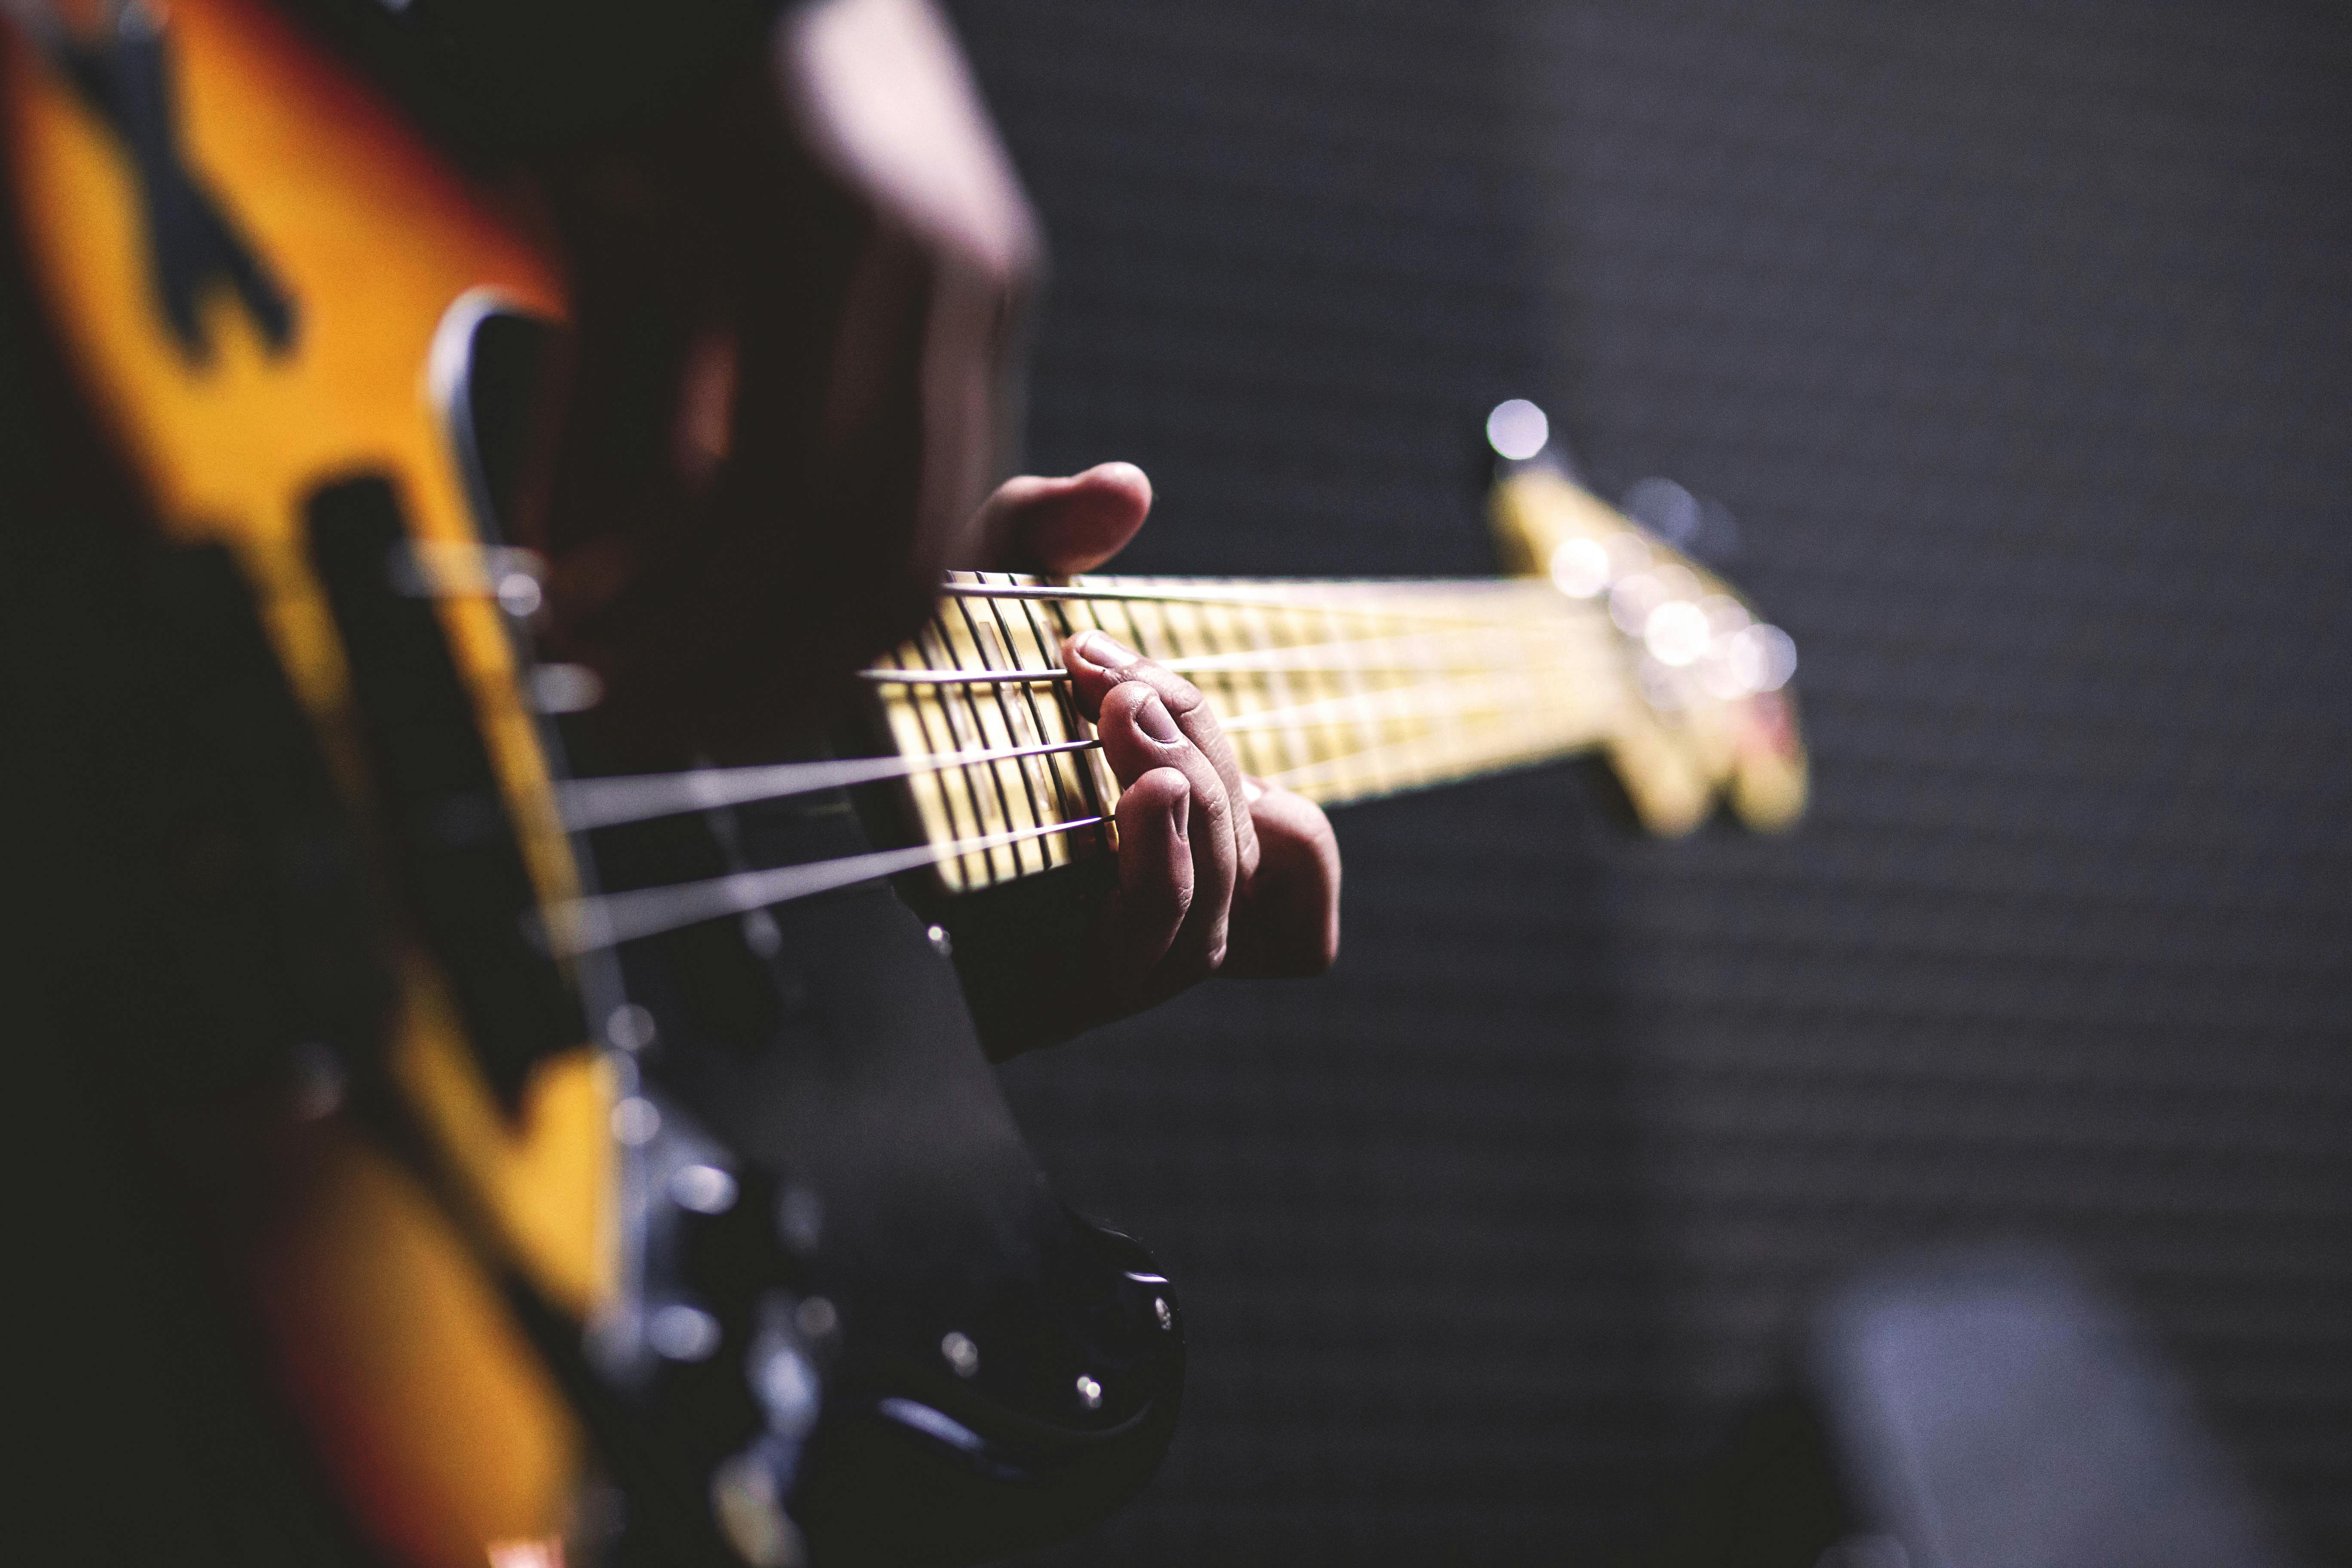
939,3 -> 2352,1564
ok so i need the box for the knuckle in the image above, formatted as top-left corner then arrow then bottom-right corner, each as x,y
1101,679 -> 1158,732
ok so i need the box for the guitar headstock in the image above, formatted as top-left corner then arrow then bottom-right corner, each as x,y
1485,421 -> 1807,836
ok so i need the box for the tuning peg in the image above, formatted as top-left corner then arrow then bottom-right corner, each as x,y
1485,398 -> 1550,462
1484,397 -> 1588,485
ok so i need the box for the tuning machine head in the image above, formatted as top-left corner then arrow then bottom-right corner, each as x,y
1483,411 -> 1809,836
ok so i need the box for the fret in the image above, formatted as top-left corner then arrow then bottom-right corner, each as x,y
1380,598 -> 1431,789
1208,666 -> 1529,740
1227,600 -> 1272,747
919,612 -> 993,884
877,633 -> 985,892
1359,596 -> 1402,796
1185,589 -> 1237,748
1323,589 -> 1385,799
1494,600 -> 1556,775
1312,590 -> 1367,790
1039,602 -> 1110,839
1147,579 -> 1202,710
1240,593 -> 1302,780
1262,714 -> 1560,799
1048,584 -> 1129,834
1413,594 -> 1472,790
989,582 -> 1089,854
873,584 -> 1054,893
949,591 -> 1049,877
1391,597 -> 1448,791
918,614 -> 1014,887
1127,585 -> 1178,667
998,587 -> 1077,862
1155,581 -> 1210,735
1282,591 -> 1342,796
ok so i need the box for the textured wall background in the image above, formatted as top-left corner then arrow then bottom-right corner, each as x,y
943,3 -> 2352,1563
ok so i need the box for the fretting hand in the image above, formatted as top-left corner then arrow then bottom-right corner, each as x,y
972,463 -> 1342,1052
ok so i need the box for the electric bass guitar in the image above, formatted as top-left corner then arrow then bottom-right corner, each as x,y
0,1 -> 1804,1565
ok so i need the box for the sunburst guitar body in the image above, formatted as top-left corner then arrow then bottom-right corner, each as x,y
3,2 -> 602,1562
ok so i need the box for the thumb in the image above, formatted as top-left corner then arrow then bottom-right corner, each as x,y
971,462 -> 1153,573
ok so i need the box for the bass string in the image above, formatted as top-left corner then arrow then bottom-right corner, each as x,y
936,576 -> 1574,631
561,637 -> 1616,815
533,581 -> 1628,947
536,686 -> 1615,956
539,683 -> 1615,952
553,738 -> 1105,832
858,625 -> 1619,684
535,817 -> 1109,959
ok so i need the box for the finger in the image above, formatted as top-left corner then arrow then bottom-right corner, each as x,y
1220,778 -> 1342,979
1063,630 -> 1261,879
1095,678 -> 1238,986
970,462 -> 1153,573
1093,765 -> 1193,981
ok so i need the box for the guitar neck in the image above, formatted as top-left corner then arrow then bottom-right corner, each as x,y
864,469 -> 1808,898
866,572 -> 1637,896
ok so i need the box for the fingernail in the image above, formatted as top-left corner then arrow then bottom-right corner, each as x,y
1135,691 -> 1182,744
1075,630 -> 1137,670
1166,787 -> 1189,842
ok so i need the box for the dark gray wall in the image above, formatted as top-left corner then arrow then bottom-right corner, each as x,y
946,4 -> 2352,1563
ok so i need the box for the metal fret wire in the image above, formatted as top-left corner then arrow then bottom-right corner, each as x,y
937,605 -> 1025,882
